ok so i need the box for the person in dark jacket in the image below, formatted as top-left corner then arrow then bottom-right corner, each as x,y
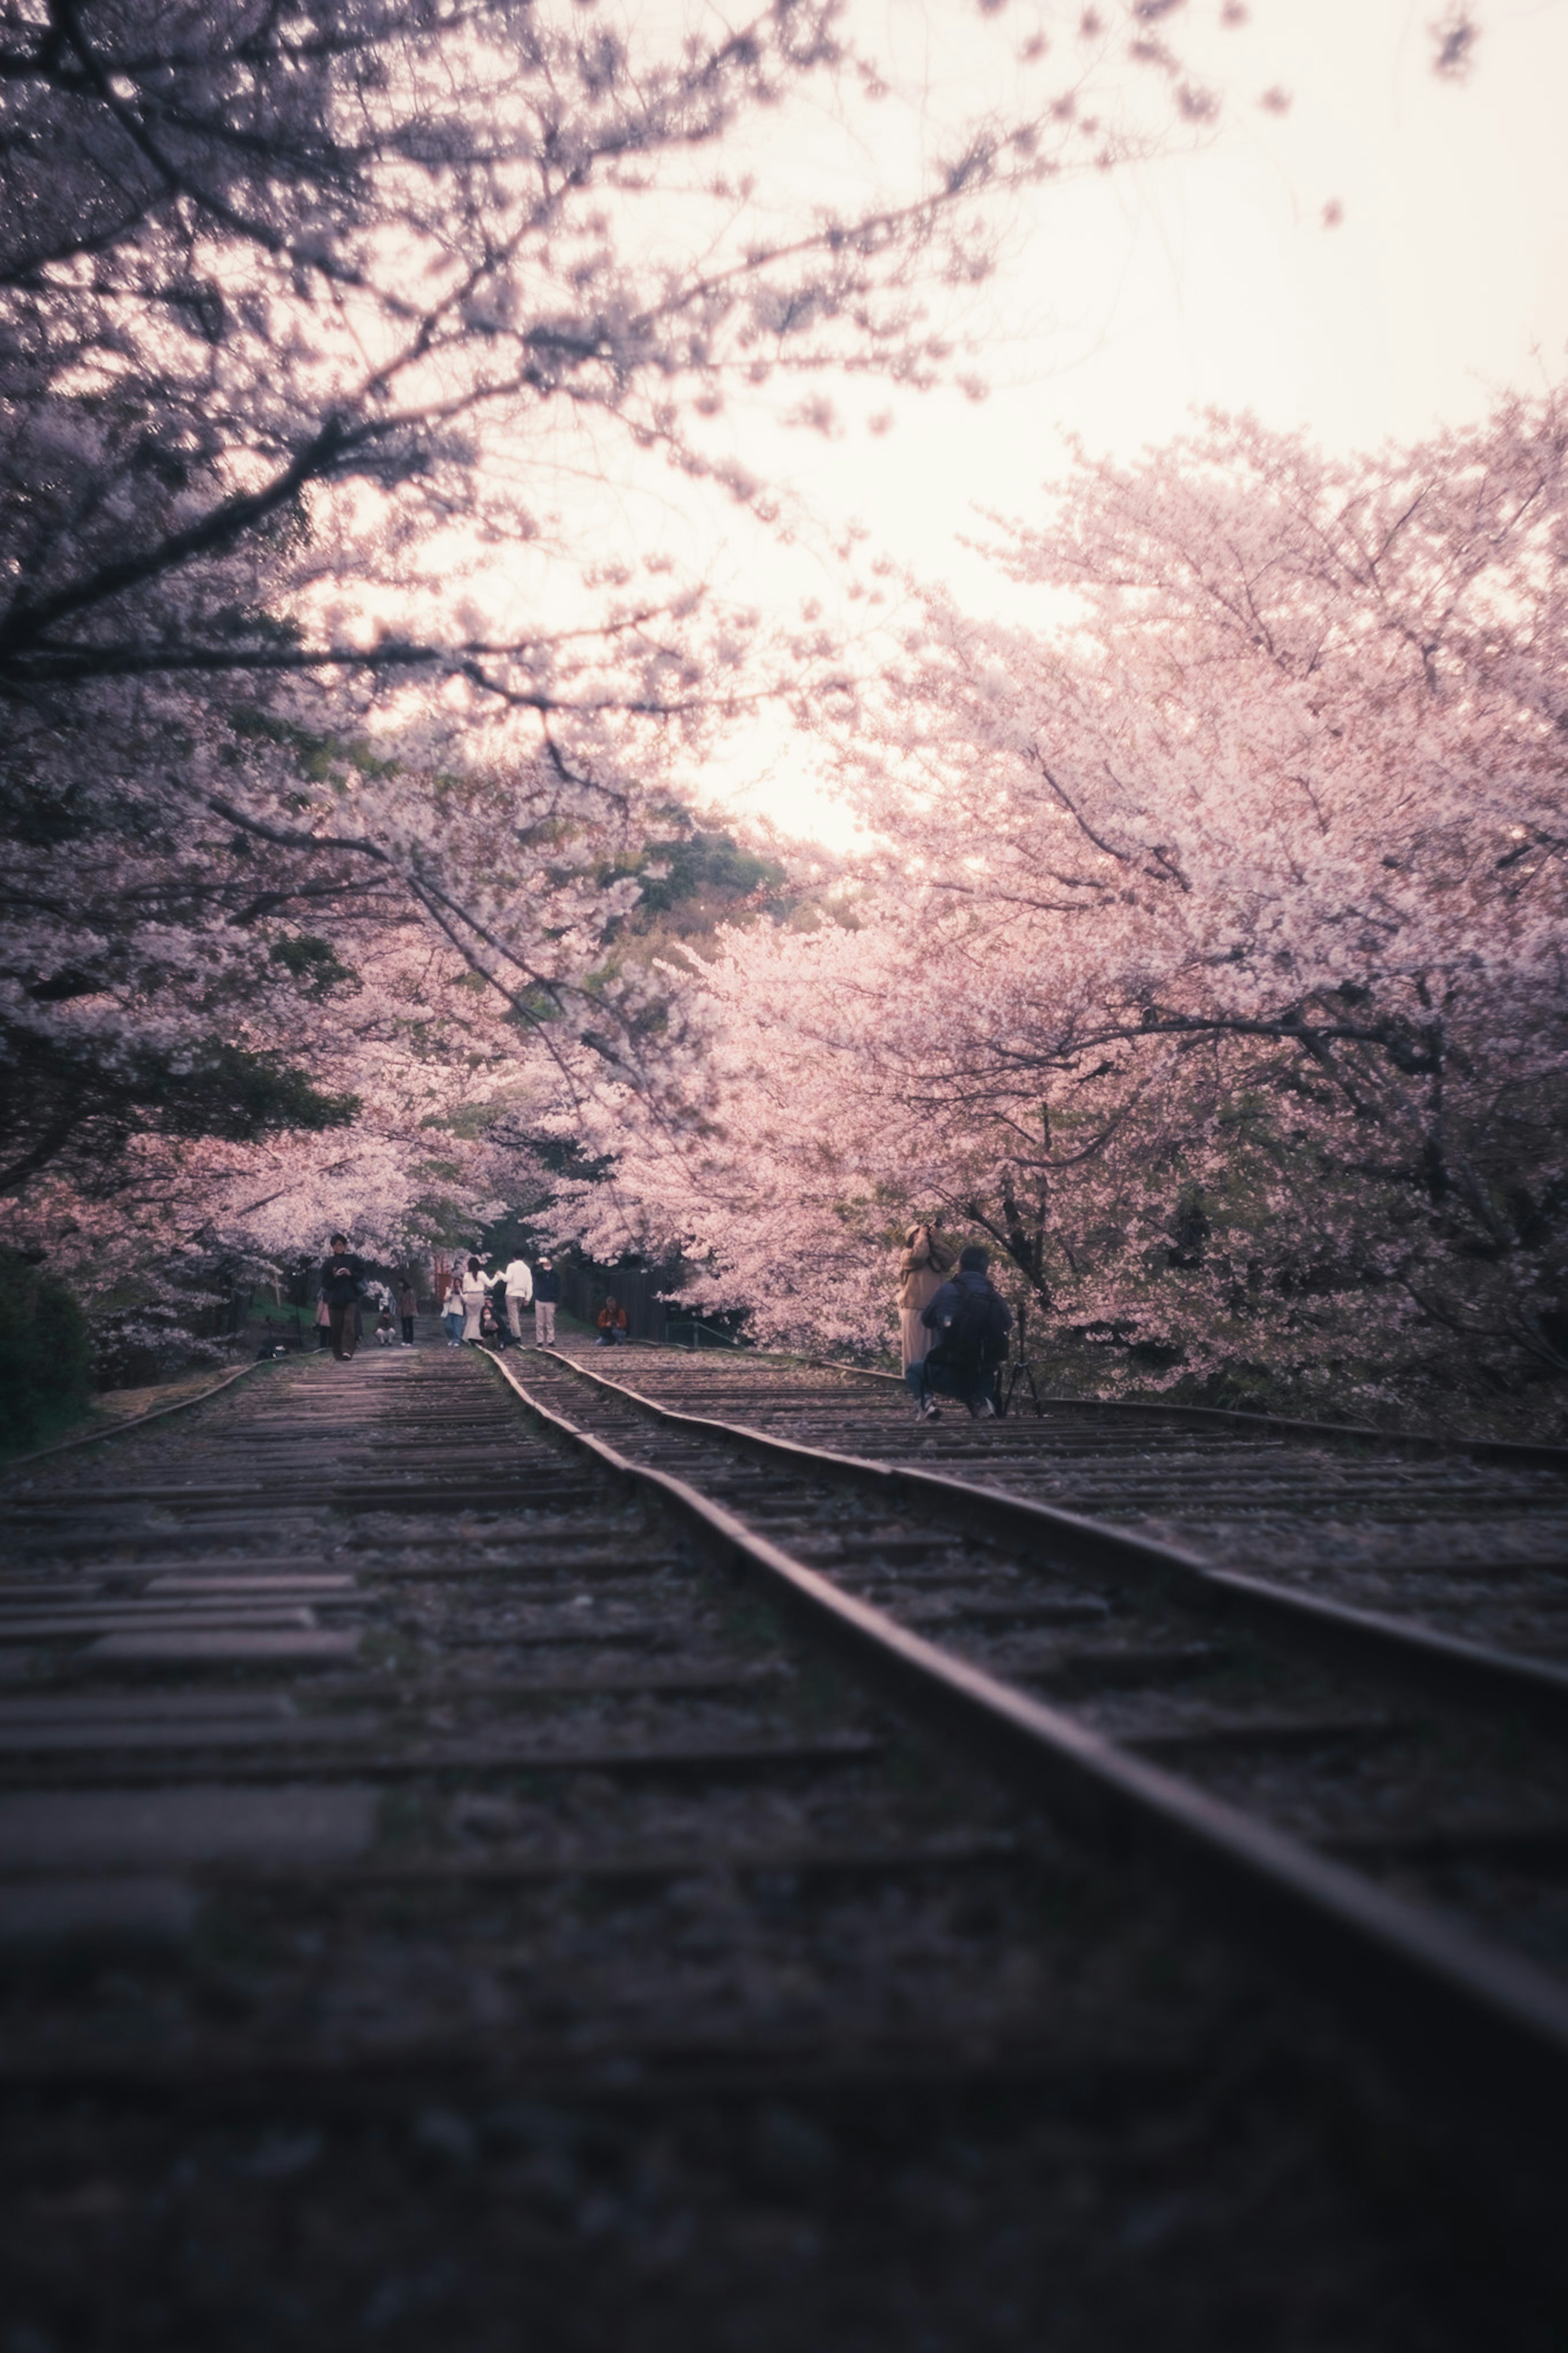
320,1233 -> 365,1362
488,1268 -> 511,1348
397,1278 -> 418,1347
919,1245 -> 1012,1421
532,1259 -> 561,1347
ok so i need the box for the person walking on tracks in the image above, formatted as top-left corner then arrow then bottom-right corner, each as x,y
459,1256 -> 489,1345
501,1251 -> 534,1343
321,1233 -> 366,1362
533,1258 -> 560,1346
397,1277 -> 418,1347
920,1245 -> 1012,1421
441,1271 -> 464,1348
897,1223 -> 953,1415
488,1265 -> 512,1348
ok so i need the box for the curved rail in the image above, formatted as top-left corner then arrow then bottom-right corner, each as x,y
646,1337 -> 1568,1467
488,1346 -> 1568,2145
1007,1389 -> 1568,1467
10,1337 -> 1567,2328
4,1357 -> 276,1470
515,1352 -> 1568,1724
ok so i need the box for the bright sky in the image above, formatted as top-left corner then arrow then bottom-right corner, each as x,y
697,0 -> 1568,838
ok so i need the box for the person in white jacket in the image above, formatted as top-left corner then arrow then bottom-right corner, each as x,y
502,1254 -> 534,1341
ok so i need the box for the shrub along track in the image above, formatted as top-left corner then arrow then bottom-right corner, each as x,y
0,1343 -> 1561,2351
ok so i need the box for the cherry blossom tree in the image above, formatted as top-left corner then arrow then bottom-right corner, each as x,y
4,0 -> 1214,1333
4,2 -> 1489,1372
566,392 -> 1568,1413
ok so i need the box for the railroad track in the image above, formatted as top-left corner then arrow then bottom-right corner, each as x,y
592,1347 -> 1568,1628
501,1347 -> 1568,2109
0,1341 -> 1561,2347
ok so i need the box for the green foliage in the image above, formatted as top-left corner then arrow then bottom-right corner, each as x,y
230,707 -> 399,783
0,1030 -> 359,1197
407,1191 -> 480,1246
506,984 -> 564,1028
268,934 -> 360,999
0,1249 -> 92,1455
528,1134 -> 616,1184
598,829 -> 789,951
477,1132 -> 617,1277
163,1046 -> 359,1141
632,831 -> 784,920
0,761 -> 94,848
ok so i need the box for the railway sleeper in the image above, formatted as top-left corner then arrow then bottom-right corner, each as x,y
3,1343 -> 1566,2342
502,1350 -> 1568,2153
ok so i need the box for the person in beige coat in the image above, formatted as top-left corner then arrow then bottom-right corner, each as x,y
898,1224 -> 953,1416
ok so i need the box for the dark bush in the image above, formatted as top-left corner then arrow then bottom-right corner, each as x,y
0,1248 -> 92,1454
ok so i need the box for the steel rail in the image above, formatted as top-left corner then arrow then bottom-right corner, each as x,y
18,1348 -> 1567,2333
486,1349 -> 1568,2146
3,1357 -> 278,1472
519,1353 -> 1568,1730
653,1342 -> 1568,1469
1006,1390 -> 1568,1468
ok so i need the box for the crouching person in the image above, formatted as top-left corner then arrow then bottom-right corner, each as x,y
919,1245 -> 1012,1421
595,1297 -> 629,1347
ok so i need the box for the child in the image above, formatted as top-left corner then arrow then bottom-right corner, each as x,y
375,1304 -> 396,1345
